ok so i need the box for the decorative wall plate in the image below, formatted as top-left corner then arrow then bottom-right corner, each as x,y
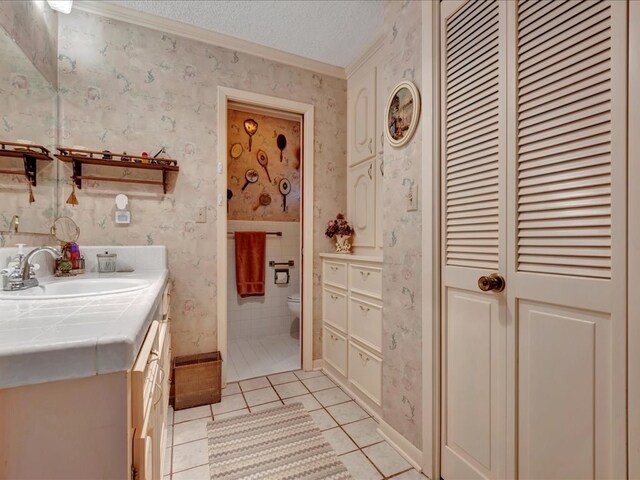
384,80 -> 421,148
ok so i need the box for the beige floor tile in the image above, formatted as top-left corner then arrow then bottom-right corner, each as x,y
322,427 -> 358,455
239,376 -> 270,392
327,401 -> 369,425
302,375 -> 336,392
166,425 -> 173,446
267,371 -> 298,385
173,417 -> 209,445
167,405 -> 174,426
250,400 -> 284,413
392,469 -> 428,479
172,464 -> 210,480
211,393 -> 247,415
338,451 -> 383,480
283,393 -> 322,411
244,386 -> 279,406
214,408 -> 250,420
309,409 -> 339,431
293,369 -> 324,380
173,404 -> 212,424
342,418 -> 383,448
274,380 -> 308,398
172,438 -> 208,473
313,387 -> 351,407
164,448 -> 171,475
363,441 -> 411,477
222,382 -> 241,396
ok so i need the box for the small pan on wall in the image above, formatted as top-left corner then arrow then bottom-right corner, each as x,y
384,80 -> 421,148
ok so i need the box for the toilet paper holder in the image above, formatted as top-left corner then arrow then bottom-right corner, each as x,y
274,268 -> 290,285
269,260 -> 294,267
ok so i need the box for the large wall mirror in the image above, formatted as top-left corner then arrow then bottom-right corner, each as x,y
0,25 -> 57,234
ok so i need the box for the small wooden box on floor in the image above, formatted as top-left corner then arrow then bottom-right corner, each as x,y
173,352 -> 222,409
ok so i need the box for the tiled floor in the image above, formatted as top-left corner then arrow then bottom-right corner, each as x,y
165,369 -> 426,480
226,333 -> 300,382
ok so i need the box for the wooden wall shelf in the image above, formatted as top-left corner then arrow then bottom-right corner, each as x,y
0,141 -> 53,186
56,147 -> 179,194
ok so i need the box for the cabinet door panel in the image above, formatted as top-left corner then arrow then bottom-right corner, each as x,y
348,159 -> 376,247
348,67 -> 376,166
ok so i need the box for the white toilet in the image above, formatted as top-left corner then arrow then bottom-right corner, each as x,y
287,293 -> 301,339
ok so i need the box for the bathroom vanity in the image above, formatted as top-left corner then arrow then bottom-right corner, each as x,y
0,246 -> 171,480
320,253 -> 383,417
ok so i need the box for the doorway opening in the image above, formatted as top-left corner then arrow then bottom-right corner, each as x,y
216,87 -> 315,385
225,103 -> 302,382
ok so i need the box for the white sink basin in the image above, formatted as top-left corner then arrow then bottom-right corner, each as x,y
0,278 -> 150,299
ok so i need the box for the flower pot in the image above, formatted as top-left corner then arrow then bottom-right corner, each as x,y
335,234 -> 352,254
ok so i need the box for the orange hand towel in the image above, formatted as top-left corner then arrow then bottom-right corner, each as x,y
235,231 -> 267,297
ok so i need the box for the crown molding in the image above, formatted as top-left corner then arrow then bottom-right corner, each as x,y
74,1 -> 346,80
345,35 -> 385,79
228,101 -> 302,123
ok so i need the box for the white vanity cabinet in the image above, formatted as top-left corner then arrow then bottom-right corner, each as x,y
347,42 -> 384,253
131,282 -> 172,480
0,280 -> 172,480
321,254 -> 383,415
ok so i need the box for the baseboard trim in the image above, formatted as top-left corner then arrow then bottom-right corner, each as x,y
377,419 -> 423,471
312,359 -> 324,370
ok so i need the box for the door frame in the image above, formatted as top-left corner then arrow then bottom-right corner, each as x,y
216,87 -> 315,384
628,1 -> 640,476
421,1 -> 441,479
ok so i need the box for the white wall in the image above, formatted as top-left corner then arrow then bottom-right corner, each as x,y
227,220 -> 300,341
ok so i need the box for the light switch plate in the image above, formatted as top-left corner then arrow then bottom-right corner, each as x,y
196,206 -> 206,223
407,185 -> 418,212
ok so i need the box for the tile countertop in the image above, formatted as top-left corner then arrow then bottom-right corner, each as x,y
0,246 -> 168,389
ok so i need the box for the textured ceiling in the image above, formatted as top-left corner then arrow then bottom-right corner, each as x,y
108,0 -> 384,68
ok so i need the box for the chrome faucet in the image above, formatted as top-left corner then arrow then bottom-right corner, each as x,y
1,246 -> 61,291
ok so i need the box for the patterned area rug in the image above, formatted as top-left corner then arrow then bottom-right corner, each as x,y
207,403 -> 352,479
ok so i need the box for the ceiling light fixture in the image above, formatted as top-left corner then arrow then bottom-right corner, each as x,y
47,0 -> 73,14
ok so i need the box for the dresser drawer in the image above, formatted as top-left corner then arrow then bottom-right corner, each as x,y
348,341 -> 382,406
323,261 -> 347,288
323,324 -> 347,377
349,296 -> 382,353
349,264 -> 382,298
323,288 -> 348,333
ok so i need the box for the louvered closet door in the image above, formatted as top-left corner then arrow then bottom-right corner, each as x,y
508,1 -> 628,478
440,1 -> 510,479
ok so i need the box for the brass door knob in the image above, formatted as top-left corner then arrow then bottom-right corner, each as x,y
478,273 -> 505,292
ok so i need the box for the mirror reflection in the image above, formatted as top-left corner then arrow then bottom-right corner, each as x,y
0,26 -> 57,234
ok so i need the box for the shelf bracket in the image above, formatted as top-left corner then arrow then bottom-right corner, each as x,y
23,155 -> 37,186
162,169 -> 168,194
72,159 -> 83,189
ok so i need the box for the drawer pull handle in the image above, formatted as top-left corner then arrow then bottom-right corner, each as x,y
359,305 -> 370,313
147,350 -> 160,365
360,271 -> 371,280
153,379 -> 163,406
330,266 -> 339,272
358,352 -> 370,363
330,334 -> 338,342
330,295 -> 339,301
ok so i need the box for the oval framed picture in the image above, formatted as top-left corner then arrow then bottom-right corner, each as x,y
385,80 -> 421,148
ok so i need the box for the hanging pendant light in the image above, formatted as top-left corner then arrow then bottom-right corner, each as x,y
66,182 -> 78,206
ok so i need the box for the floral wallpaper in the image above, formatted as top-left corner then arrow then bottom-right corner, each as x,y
56,10 -> 346,359
0,0 -> 58,87
381,0 -> 423,449
227,109 -> 301,221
